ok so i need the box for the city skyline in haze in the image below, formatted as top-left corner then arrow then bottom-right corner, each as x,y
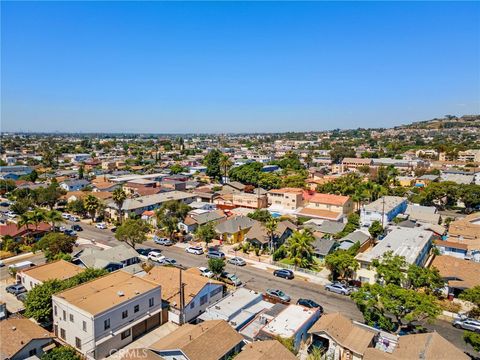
1,1 -> 479,133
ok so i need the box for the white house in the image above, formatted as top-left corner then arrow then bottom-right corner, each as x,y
18,260 -> 83,291
60,179 -> 90,191
52,271 -> 162,359
143,267 -> 224,324
360,196 -> 407,227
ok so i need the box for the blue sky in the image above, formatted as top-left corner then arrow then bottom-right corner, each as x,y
1,1 -> 479,133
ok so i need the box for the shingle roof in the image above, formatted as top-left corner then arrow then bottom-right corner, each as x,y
313,238 -> 336,256
309,193 -> 351,206
0,318 -> 54,359
151,320 -> 243,360
309,313 -> 376,355
76,244 -> 139,269
339,230 -> 370,245
235,340 -> 296,360
215,216 -> 256,234
431,255 -> 480,289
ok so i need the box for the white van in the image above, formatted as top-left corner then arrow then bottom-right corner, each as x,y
8,261 -> 35,274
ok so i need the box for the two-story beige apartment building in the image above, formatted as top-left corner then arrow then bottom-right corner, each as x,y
267,188 -> 304,214
297,193 -> 353,221
52,271 -> 162,359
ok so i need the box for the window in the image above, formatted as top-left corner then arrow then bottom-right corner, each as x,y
60,328 -> 66,340
63,310 -> 66,321
149,298 -> 154,307
200,294 -> 208,306
190,301 -> 195,309
82,321 -> 87,332
104,318 -> 110,330
70,314 -> 74,322
134,305 -> 140,313
122,310 -> 128,319
54,306 -> 57,316
210,287 -> 222,297
75,337 -> 82,350
121,329 -> 131,340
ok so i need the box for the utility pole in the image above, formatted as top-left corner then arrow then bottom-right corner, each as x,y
179,268 -> 186,325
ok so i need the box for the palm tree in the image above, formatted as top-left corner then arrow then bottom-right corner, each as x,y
264,218 -> 278,252
284,229 -> 316,270
112,187 -> 127,224
44,209 -> 64,231
84,194 -> 100,222
29,208 -> 47,232
219,154 -> 233,184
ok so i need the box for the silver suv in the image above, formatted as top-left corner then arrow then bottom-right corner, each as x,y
453,317 -> 480,333
324,282 -> 352,295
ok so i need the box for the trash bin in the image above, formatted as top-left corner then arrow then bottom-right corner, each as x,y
448,293 -> 454,301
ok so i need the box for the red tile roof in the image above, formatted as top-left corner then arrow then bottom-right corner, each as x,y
309,193 -> 350,206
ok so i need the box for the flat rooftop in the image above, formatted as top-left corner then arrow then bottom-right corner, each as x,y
21,260 -> 83,282
199,288 -> 262,321
261,304 -> 318,338
53,271 -> 159,315
362,196 -> 406,213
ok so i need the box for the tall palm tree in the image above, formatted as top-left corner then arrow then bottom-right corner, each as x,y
264,218 -> 278,252
29,208 -> 47,232
84,194 -> 100,222
285,229 -> 316,270
219,154 -> 233,184
44,209 -> 64,231
112,187 -> 127,224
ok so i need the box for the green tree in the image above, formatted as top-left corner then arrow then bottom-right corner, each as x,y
66,199 -> 86,216
170,163 -> 186,174
0,179 -> 17,194
247,209 -> 273,223
10,198 -> 33,215
155,200 -> 190,240
352,283 -> 441,334
463,331 -> 480,352
459,286 -> 480,318
265,217 -> 279,251
204,149 -> 223,180
208,258 -> 226,278
325,251 -> 359,281
35,232 -> 76,261
78,165 -> 84,179
329,146 -> 355,164
36,184 -> 65,210
41,346 -> 81,360
284,229 -> 316,269
24,279 -> 65,323
195,222 -> 217,248
44,209 -> 64,231
282,174 -> 307,188
372,251 -> 406,286
114,218 -> 150,249
219,154 -> 233,183
112,187 -> 127,224
84,194 -> 101,220
368,220 -> 383,239
407,264 -> 444,293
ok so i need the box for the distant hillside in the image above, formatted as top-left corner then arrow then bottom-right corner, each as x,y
395,114 -> 480,130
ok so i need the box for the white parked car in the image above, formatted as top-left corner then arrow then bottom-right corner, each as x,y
6,211 -> 16,218
185,246 -> 204,255
62,213 -> 71,219
70,215 -> 80,222
95,222 -> 107,229
198,267 -> 214,278
147,251 -> 165,263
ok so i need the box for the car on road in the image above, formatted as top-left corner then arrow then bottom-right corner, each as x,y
273,269 -> 294,279
265,288 -> 291,303
162,258 -> 179,266
6,284 -> 27,295
95,222 -> 107,229
228,257 -> 246,266
185,246 -> 204,255
453,318 -> 480,333
206,250 -> 225,259
154,236 -> 173,246
69,216 -> 80,222
297,298 -> 323,312
198,267 -> 214,278
147,251 -> 165,263
71,224 -> 83,231
137,248 -> 155,257
221,272 -> 242,286
63,229 -> 77,237
324,282 -> 352,295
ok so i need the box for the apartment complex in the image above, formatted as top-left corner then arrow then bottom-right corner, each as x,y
297,193 -> 353,221
267,188 -> 304,213
360,196 -> 407,227
52,271 -> 162,359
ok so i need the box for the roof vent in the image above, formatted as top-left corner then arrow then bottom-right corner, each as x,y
11,326 -> 16,331
117,291 -> 125,297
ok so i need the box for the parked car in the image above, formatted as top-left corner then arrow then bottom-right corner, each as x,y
324,282 -> 352,295
62,213 -> 71,219
71,224 -> 83,231
69,216 -> 80,222
221,272 -> 242,286
95,222 -> 107,229
185,246 -> 204,255
297,298 -> 323,312
154,236 -> 173,246
147,251 -> 165,263
265,288 -> 291,303
0,260 -> 4,267
63,229 -> 77,237
137,248 -> 155,257
162,258 -> 178,266
16,292 -> 28,302
5,211 -> 16,218
6,284 -> 26,295
228,257 -> 246,266
273,269 -> 294,279
111,227 -> 117,233
198,267 -> 214,278
453,318 -> 480,333
206,250 -> 225,259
